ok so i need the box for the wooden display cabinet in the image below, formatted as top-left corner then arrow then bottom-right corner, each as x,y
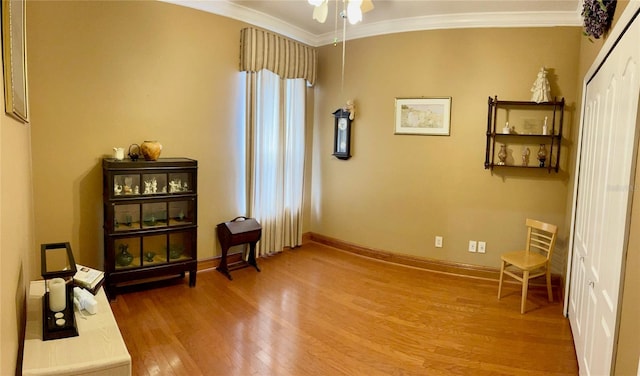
103,158 -> 197,298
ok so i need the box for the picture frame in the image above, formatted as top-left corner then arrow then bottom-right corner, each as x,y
394,97 -> 451,136
2,0 -> 29,123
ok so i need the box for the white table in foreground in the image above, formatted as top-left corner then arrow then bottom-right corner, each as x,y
22,280 -> 131,376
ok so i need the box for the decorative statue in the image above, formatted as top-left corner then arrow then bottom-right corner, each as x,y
537,144 -> 548,167
144,180 -> 152,194
344,99 -> 355,120
531,67 -> 551,103
522,147 -> 530,166
497,144 -> 507,165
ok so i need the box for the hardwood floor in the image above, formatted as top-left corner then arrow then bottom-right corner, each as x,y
110,242 -> 578,375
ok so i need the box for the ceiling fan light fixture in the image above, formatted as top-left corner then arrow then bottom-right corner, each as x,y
309,0 -> 372,25
347,0 -> 363,24
361,0 -> 374,13
312,0 -> 329,23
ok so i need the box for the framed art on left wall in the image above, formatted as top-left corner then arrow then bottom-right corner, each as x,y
2,0 -> 29,123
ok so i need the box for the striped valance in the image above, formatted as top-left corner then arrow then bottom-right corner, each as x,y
240,28 -> 317,86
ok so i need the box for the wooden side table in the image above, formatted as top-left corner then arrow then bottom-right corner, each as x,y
216,217 -> 262,280
22,281 -> 131,376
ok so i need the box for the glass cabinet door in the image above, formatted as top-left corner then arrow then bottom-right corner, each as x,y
141,173 -> 167,195
113,174 -> 141,197
168,200 -> 195,226
168,231 -> 194,262
114,204 -> 140,231
142,202 -> 167,228
142,234 -> 168,266
168,173 -> 193,193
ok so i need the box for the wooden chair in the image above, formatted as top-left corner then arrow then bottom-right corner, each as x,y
497,218 -> 558,314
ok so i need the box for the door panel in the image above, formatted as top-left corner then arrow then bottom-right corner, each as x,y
570,13 -> 640,376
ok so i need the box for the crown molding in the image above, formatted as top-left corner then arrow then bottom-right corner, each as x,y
160,1 -> 583,47
320,10 -> 584,46
159,0 -> 319,46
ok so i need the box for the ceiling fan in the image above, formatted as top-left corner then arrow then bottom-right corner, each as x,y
308,0 -> 374,25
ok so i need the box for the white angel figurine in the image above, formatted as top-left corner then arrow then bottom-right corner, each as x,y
530,67 -> 551,103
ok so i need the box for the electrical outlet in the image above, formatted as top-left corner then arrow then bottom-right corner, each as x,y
468,240 -> 477,253
435,236 -> 443,248
478,241 -> 486,253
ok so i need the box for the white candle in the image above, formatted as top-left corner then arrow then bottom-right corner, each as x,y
48,278 -> 67,312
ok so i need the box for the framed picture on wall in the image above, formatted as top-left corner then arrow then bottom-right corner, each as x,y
394,97 -> 451,135
2,0 -> 29,123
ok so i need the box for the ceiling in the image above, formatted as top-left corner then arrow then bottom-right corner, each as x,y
162,0 -> 583,46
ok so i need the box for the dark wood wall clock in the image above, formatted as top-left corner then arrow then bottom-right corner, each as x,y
332,108 -> 352,160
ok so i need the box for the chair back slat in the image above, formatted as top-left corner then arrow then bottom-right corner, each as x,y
525,218 -> 558,260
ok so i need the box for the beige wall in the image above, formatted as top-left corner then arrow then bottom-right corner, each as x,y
26,1 -> 261,272
312,27 -> 581,272
0,49 -> 35,376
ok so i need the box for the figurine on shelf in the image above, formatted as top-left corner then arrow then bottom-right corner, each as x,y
143,180 -> 152,194
522,147 -> 531,166
114,184 -> 123,195
537,144 -> 548,167
116,244 -> 133,267
497,144 -> 507,165
531,67 -> 551,103
169,180 -> 181,193
144,178 -> 159,194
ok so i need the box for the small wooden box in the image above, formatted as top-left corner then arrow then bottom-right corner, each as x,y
216,217 -> 261,280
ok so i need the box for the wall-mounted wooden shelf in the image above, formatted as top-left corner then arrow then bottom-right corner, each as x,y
485,96 -> 564,173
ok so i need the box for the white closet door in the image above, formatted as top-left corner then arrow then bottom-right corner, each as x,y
569,13 -> 640,376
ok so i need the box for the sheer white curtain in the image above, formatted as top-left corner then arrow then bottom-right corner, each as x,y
245,69 -> 305,256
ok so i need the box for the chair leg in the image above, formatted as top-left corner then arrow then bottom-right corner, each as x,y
546,268 -> 553,302
521,270 -> 529,314
498,260 -> 505,300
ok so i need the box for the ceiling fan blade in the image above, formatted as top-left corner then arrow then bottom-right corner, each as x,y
361,0 -> 374,13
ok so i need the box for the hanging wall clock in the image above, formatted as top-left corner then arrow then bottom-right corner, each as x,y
332,108 -> 352,160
